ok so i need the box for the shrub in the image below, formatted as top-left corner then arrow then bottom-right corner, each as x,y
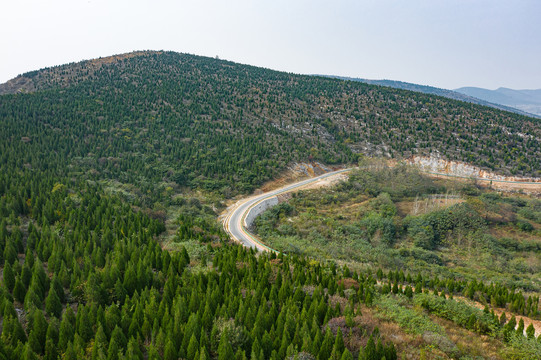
414,293 -> 499,336
517,220 -> 534,232
375,294 -> 445,335
407,203 -> 485,250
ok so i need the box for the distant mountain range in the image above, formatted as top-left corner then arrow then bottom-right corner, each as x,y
454,87 -> 541,117
324,76 -> 540,118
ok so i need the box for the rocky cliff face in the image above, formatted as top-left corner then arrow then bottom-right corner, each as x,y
406,155 -> 541,183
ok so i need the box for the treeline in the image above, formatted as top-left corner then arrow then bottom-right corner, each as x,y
375,269 -> 541,358
378,269 -> 540,320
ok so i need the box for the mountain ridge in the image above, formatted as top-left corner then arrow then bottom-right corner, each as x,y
320,75 -> 541,118
3,52 -> 540,119
455,86 -> 541,117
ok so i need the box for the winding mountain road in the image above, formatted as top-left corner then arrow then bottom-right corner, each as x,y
223,163 -> 541,252
223,169 -> 351,252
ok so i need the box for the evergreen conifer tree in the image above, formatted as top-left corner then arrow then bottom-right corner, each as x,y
516,318 -> 525,337
22,343 -> 38,360
2,262 -> 15,292
125,338 -> 144,360
43,338 -> 58,360
28,310 -> 47,355
45,289 -> 62,318
218,329 -> 235,360
526,324 -> 535,339
187,333 -> 199,360
331,327 -> 345,359
361,335 -> 376,360
341,348 -> 354,360
13,277 -> 26,303
319,327 -> 334,360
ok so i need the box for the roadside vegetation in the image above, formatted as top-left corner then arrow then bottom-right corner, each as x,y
254,164 -> 541,358
255,165 -> 541,290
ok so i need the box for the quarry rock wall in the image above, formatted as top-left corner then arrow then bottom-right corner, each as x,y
406,155 -> 541,183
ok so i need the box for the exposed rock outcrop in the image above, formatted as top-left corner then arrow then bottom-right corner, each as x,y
406,155 -> 541,183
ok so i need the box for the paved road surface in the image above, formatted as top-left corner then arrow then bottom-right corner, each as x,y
223,169 -> 351,252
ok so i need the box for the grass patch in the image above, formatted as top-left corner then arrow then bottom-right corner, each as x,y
375,294 -> 445,336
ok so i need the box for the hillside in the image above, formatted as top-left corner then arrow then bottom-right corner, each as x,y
455,87 -> 541,117
325,76 -> 540,118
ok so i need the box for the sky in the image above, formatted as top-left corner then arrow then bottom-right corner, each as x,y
1,0 -> 540,90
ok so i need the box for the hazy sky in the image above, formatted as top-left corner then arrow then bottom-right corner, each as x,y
1,0 -> 540,89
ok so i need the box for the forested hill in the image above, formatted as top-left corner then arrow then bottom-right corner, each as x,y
1,50 -> 540,199
1,51 -> 541,359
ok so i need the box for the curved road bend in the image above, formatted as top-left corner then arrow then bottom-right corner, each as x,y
224,166 -> 540,252
224,169 -> 351,252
